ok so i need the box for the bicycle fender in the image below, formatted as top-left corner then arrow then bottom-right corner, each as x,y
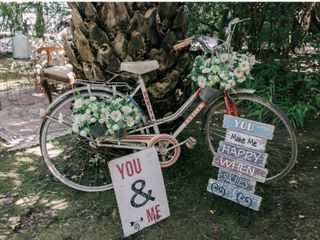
231,88 -> 256,94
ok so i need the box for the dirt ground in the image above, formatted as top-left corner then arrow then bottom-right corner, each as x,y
0,116 -> 319,240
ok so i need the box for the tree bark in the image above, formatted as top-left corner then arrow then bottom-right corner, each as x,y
65,3 -> 191,119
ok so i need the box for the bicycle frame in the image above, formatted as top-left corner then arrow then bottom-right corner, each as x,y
127,75 -> 207,138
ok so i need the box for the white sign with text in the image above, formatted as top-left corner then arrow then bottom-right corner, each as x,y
108,147 -> 170,237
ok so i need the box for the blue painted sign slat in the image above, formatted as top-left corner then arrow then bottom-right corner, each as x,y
217,169 -> 256,193
223,115 -> 275,140
212,154 -> 268,183
207,178 -> 262,211
225,130 -> 267,152
218,141 -> 268,167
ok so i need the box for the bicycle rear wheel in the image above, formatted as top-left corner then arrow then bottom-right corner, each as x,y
204,93 -> 298,183
39,88 -> 143,192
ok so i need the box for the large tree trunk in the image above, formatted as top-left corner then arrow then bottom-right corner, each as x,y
65,2 -> 191,120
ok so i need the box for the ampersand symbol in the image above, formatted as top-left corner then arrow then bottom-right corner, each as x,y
130,179 -> 155,208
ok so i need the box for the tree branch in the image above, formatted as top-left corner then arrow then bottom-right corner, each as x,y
198,20 -> 219,32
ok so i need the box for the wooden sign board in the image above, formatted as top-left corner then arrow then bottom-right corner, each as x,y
208,115 -> 275,211
207,178 -> 262,211
218,141 -> 268,167
217,169 -> 256,193
108,148 -> 170,237
223,115 -> 275,140
212,154 -> 268,183
225,130 -> 267,152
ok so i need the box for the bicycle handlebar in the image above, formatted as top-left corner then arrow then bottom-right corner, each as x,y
173,18 -> 250,52
173,39 -> 193,51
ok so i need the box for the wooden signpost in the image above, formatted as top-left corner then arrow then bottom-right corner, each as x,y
208,114 -> 275,211
108,147 -> 170,237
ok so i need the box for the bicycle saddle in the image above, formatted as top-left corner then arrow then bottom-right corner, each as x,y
120,60 -> 159,75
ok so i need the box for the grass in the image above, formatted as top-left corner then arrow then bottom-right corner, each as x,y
0,117 -> 319,240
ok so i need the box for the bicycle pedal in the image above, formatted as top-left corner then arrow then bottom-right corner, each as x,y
188,137 -> 197,145
186,137 -> 197,150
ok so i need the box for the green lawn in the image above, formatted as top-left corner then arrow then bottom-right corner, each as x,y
0,118 -> 319,240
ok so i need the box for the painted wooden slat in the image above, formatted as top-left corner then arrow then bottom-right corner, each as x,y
212,154 -> 268,183
225,130 -> 267,152
207,178 -> 262,211
217,169 -> 256,193
223,115 -> 275,140
218,141 -> 268,167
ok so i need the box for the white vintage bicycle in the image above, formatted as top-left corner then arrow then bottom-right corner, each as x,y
39,18 -> 298,192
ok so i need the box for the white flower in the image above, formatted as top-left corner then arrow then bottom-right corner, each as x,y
74,98 -> 84,109
72,123 -> 79,133
225,83 -> 232,90
220,53 -> 229,63
86,109 -> 91,114
121,105 -> 132,114
90,104 -> 98,112
99,112 -> 108,123
101,108 -> 108,113
110,110 -> 122,122
229,71 -> 234,77
197,76 -> 206,88
249,55 -> 256,65
234,67 -> 244,79
58,113 -> 64,124
239,61 -> 250,72
126,116 -> 135,127
112,124 -> 120,131
80,114 -> 86,122
219,72 -> 228,80
90,117 -> 97,123
80,113 -> 91,122
104,111 -> 110,119
80,130 -> 87,137
205,58 -> 212,65
89,96 -> 97,101
237,75 -> 246,83
201,68 -> 211,74
228,80 -> 236,87
113,98 -> 123,104
74,114 -> 81,124
99,116 -> 105,123
84,113 -> 91,121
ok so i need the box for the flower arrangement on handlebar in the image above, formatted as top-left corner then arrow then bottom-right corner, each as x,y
71,94 -> 141,138
190,51 -> 256,90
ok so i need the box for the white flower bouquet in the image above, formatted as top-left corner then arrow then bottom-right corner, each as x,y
71,94 -> 141,138
190,51 -> 256,90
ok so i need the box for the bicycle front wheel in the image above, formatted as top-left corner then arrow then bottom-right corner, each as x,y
204,93 -> 298,183
39,88 -> 143,192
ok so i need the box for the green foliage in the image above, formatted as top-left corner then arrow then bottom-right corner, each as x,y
187,3 -> 224,37
187,2 -> 313,58
0,2 -> 69,37
187,2 -> 320,128
245,61 -> 319,128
